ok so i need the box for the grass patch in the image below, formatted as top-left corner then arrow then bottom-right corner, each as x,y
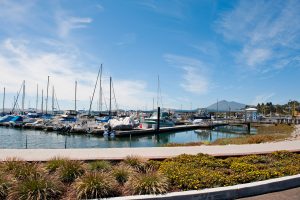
212,124 -> 294,145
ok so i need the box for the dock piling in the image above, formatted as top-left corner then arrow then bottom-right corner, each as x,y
25,135 -> 27,149
156,107 -> 160,133
64,137 -> 67,149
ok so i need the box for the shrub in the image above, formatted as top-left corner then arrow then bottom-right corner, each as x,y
46,157 -> 68,173
230,162 -> 258,173
124,171 -> 168,195
89,160 -> 112,172
57,160 -> 84,183
8,176 -> 63,200
112,164 -> 134,184
75,172 -> 119,199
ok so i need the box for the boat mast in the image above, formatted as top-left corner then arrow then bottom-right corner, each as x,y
52,86 -> 54,115
216,99 -> 219,120
75,81 -> 77,111
157,75 -> 159,108
36,84 -> 38,112
22,80 -> 25,114
99,65 -> 103,113
2,87 -> 5,114
109,76 -> 111,117
41,89 -> 44,114
11,82 -> 23,113
45,76 -> 49,114
88,64 -> 102,116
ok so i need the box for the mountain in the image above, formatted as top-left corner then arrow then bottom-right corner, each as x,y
206,100 -> 246,112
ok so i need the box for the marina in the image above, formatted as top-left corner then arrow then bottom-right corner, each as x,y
0,125 -> 251,149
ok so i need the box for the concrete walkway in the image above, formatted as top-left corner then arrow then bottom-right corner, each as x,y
0,140 -> 300,161
238,187 -> 300,200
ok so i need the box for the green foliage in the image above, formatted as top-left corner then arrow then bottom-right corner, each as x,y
159,152 -> 300,191
8,176 -> 63,200
124,171 -> 168,195
57,160 -> 84,183
75,172 -> 119,199
46,157 -> 67,173
89,160 -> 112,172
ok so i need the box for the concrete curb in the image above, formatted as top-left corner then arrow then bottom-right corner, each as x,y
102,174 -> 300,200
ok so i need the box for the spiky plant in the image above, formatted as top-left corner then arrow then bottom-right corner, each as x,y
123,156 -> 148,172
46,157 -> 68,173
0,174 -> 10,199
3,157 -> 24,172
89,160 -> 112,172
112,164 -> 134,185
8,176 -> 64,200
13,163 -> 42,180
57,160 -> 84,183
75,172 -> 119,199
124,171 -> 169,195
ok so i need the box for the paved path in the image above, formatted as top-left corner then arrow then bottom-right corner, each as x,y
239,187 -> 300,200
0,140 -> 300,161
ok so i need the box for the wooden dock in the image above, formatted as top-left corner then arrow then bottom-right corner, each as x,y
115,123 -> 229,136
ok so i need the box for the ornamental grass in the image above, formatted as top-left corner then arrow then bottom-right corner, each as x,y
0,174 -> 10,199
123,155 -> 148,172
7,176 -> 64,200
75,172 -> 119,199
57,160 -> 85,183
112,164 -> 134,185
46,157 -> 68,173
89,160 -> 112,172
124,170 -> 168,195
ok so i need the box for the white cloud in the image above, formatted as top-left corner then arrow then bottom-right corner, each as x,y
0,38 -> 155,110
216,0 -> 300,71
56,10 -> 93,38
164,54 -> 209,95
239,47 -> 272,68
251,93 -> 275,105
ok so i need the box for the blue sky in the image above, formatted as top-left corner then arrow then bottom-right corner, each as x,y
0,0 -> 299,111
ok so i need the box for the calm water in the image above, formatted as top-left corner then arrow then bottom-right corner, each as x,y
0,126 -> 254,149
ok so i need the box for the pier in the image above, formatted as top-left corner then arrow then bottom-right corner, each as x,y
115,123 -> 232,136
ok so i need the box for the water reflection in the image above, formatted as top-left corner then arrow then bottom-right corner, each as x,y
0,126 -> 256,149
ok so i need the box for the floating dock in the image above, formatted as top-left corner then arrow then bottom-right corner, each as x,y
115,123 -> 229,136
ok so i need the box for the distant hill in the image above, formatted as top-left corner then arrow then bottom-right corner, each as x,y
206,100 -> 246,112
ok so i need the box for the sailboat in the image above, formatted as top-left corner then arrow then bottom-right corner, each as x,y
139,75 -> 174,129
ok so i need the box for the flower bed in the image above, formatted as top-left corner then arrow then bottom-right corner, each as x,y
0,151 -> 299,199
